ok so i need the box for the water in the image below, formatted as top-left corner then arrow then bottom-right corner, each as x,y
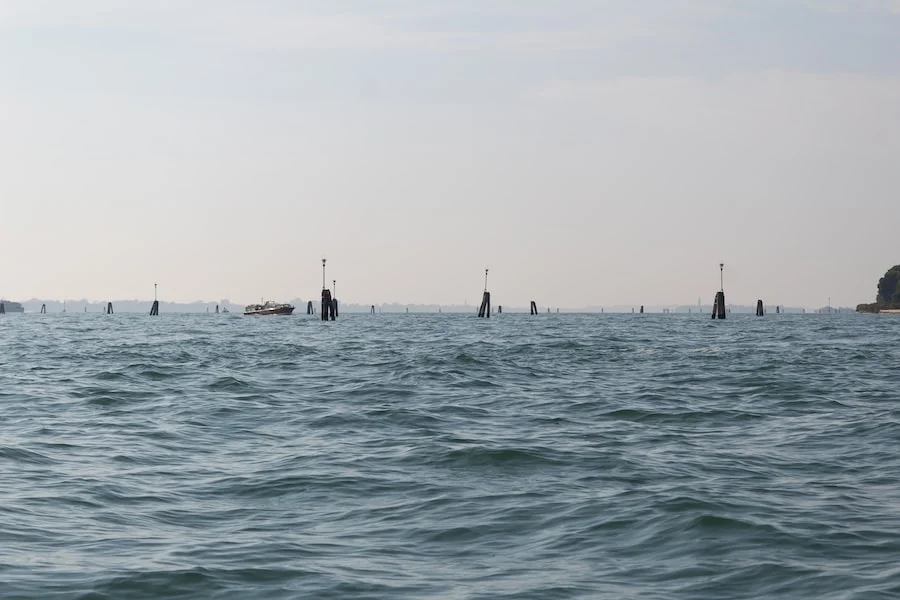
1,312 -> 899,599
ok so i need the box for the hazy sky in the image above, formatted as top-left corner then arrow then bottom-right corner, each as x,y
2,1 -> 899,307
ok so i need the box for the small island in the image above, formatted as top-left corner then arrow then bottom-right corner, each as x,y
857,264 -> 900,313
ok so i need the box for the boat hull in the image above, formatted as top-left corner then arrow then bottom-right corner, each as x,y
243,306 -> 295,316
0,301 -> 24,313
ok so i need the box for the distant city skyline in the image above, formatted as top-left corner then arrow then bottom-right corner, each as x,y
2,1 -> 898,307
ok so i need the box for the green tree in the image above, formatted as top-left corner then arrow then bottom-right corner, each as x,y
877,265 -> 900,304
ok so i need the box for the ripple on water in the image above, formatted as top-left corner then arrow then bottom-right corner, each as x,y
1,313 -> 900,599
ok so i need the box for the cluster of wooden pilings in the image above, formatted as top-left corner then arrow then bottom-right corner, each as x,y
477,269 -> 492,318
5,262 -> 803,319
320,289 -> 335,321
711,263 -> 727,319
477,292 -> 491,318
712,292 -> 726,319
149,283 -> 159,316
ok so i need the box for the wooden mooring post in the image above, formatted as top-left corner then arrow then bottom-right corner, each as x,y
107,302 -> 114,315
332,280 -> 338,317
477,269 -> 491,318
756,299 -> 764,317
711,292 -> 726,319
307,301 -> 314,315
711,264 -> 726,319
40,304 -> 47,314
0,302 -> 5,315
478,292 -> 490,318
150,283 -> 159,316
321,289 -> 334,321
320,258 -> 336,321
371,305 -> 375,315
530,300 -> 537,315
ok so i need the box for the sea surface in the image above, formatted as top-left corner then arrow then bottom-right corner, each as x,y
1,312 -> 899,599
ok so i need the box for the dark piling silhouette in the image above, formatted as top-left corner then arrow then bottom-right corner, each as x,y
150,283 -> 159,316
497,305 -> 502,314
215,305 -> 219,314
776,306 -> 780,314
640,305 -> 644,314
0,303 -> 5,314
711,292 -> 726,319
321,289 -> 334,321
756,299 -> 764,317
477,269 -> 491,318
307,301 -> 314,315
319,259 -> 336,320
711,264 -> 726,320
477,293 -> 491,318
530,301 -> 537,315
371,305 -> 375,315
107,302 -> 114,315
40,304 -> 47,314
332,279 -> 338,318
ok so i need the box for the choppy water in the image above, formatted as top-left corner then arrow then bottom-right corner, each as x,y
1,312 -> 899,599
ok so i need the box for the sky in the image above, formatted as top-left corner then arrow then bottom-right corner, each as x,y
2,0 -> 899,308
